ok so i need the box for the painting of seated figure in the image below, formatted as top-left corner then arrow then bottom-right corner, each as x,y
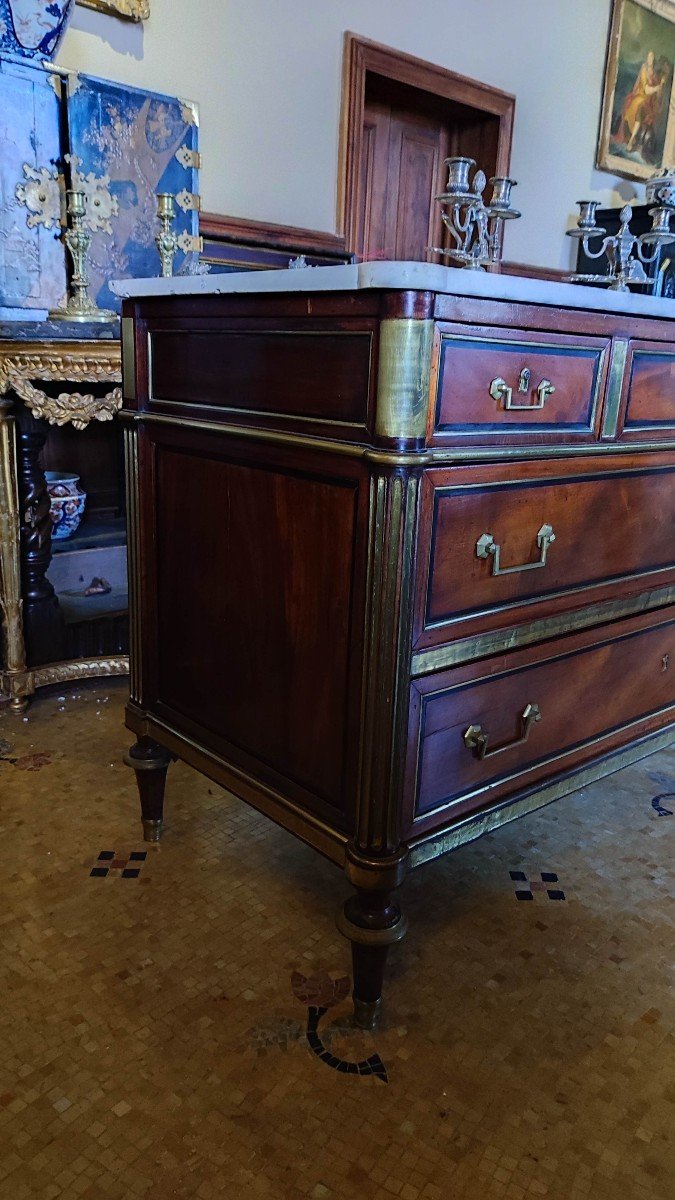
598,0 -> 675,180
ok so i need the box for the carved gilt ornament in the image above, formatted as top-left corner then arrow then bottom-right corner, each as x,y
0,346 -> 122,431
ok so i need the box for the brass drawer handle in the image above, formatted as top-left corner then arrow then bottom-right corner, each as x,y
489,374 -> 556,410
476,523 -> 556,576
464,702 -> 541,760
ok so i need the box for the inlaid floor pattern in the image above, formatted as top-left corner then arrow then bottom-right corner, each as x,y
0,681 -> 673,1200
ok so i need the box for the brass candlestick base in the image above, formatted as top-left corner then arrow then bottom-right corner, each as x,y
49,190 -> 116,323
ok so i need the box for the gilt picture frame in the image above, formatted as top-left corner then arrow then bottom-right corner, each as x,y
77,0 -> 149,20
597,0 -> 675,180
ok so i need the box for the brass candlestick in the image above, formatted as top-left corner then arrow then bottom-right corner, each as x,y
49,190 -> 116,323
155,192 -> 179,277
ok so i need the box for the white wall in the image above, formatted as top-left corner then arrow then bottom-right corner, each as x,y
58,0 -> 638,270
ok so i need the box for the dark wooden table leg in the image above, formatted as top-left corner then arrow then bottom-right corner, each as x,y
337,846 -> 409,1029
124,737 -> 172,842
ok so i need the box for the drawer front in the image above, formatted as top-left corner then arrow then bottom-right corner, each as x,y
618,341 -> 675,441
144,321 -> 375,439
414,457 -> 675,648
405,612 -> 675,831
431,325 -> 610,445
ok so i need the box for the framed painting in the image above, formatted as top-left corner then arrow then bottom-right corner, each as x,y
597,0 -> 675,180
76,1 -> 149,19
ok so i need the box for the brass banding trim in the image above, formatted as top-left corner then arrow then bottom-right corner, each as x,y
375,319 -> 434,442
123,428 -> 142,704
121,317 -> 136,403
118,409 -> 675,464
412,585 -> 675,673
601,337 -> 629,439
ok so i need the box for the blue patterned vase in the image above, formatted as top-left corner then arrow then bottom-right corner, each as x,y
46,471 -> 86,540
0,0 -> 75,61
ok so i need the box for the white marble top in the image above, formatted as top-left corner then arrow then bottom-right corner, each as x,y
112,259 -> 675,320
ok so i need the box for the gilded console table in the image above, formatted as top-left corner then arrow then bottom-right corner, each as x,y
0,328 -> 128,712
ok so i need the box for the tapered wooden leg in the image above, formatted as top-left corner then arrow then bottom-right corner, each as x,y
124,737 -> 171,842
337,847 -> 409,1029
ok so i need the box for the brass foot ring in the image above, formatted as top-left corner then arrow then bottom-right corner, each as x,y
123,751 -> 171,771
336,908 -> 408,947
353,997 -> 382,1030
142,819 -> 163,843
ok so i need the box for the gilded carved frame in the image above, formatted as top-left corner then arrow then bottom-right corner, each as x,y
77,1 -> 150,20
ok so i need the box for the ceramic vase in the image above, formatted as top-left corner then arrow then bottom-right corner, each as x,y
0,0 -> 76,62
46,471 -> 86,540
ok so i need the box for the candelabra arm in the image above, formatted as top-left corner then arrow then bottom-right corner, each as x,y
487,215 -> 506,262
581,233 -> 614,262
636,239 -> 663,265
440,209 -> 463,251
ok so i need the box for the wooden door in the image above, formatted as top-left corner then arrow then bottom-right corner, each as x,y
357,94 -> 449,262
340,36 -> 515,265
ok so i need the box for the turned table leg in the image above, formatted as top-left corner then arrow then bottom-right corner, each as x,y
15,407 -> 66,667
124,737 -> 171,842
337,846 -> 409,1029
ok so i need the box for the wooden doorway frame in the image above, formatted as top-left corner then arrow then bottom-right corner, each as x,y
337,33 -> 516,258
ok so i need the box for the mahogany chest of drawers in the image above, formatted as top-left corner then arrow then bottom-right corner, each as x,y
119,263 -> 675,1026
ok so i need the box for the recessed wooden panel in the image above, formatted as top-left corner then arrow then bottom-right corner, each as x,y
151,442 -> 361,814
410,616 -> 675,822
419,462 -> 675,637
624,345 -> 675,431
432,328 -> 609,442
389,121 -> 444,261
355,89 -> 449,263
148,327 -> 373,427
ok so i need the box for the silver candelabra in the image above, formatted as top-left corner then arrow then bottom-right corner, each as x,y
567,170 -> 675,292
432,156 -> 521,270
